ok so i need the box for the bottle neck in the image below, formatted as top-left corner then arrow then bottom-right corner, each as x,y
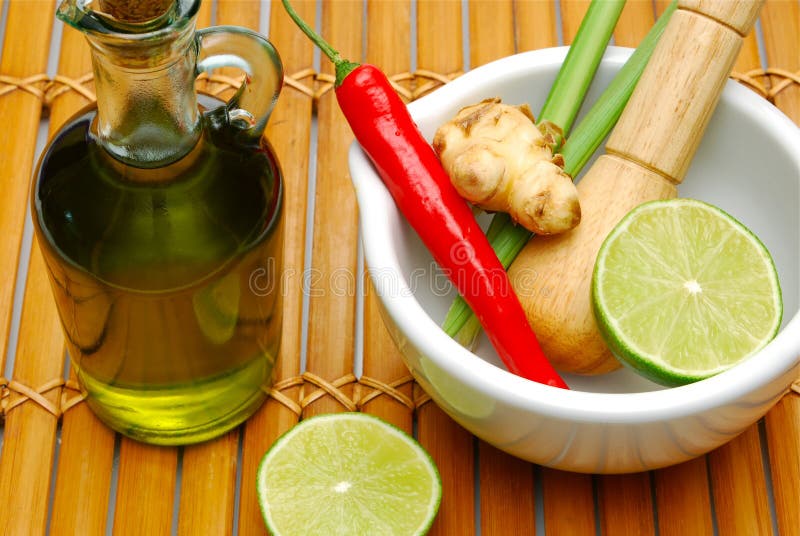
89,23 -> 201,168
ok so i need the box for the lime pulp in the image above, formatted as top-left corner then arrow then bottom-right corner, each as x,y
256,412 -> 442,536
591,199 -> 782,386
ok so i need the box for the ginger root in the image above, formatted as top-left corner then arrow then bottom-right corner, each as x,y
433,98 -> 581,235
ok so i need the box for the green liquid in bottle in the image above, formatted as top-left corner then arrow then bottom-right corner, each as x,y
33,107 -> 283,444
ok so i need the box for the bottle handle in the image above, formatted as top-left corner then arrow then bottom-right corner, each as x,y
195,26 -> 283,139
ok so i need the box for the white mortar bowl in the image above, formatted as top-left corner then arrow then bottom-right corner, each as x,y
348,47 -> 800,473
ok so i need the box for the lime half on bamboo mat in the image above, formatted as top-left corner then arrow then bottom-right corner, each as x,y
592,199 -> 782,386
256,412 -> 441,536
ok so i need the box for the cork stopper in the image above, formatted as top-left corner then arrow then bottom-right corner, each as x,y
93,0 -> 174,23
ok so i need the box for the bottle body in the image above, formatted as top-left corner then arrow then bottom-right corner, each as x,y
33,103 -> 283,444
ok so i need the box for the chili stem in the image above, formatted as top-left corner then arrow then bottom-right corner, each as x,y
280,0 -> 358,85
442,1 -> 678,346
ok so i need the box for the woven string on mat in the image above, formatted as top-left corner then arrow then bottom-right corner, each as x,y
0,373 -> 428,421
0,67 -> 797,109
0,67 -> 798,422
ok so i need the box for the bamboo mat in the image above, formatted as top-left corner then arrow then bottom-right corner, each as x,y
0,1 -> 798,534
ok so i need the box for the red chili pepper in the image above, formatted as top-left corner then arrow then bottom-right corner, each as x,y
282,1 -> 567,389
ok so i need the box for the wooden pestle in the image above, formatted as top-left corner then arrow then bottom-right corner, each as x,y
508,0 -> 765,375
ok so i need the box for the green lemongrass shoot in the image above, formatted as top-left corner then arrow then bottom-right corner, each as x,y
537,0 -> 626,148
442,1 -> 679,347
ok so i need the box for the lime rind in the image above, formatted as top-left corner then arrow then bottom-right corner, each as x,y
256,412 -> 442,536
592,199 -> 782,387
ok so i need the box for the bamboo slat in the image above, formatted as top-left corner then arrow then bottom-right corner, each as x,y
655,0 -> 673,17
470,0 -> 516,65
112,441 -> 178,535
559,0 -> 591,44
237,401 -> 300,536
46,26 -> 116,536
50,402 -> 115,536
0,5 -> 60,534
478,443 -> 536,535
541,468 -> 596,535
360,0 -> 415,433
759,6 -> 800,535
761,0 -> 800,123
735,32 -> 762,75
417,408 -> 475,536
361,287 -> 414,432
654,457 -> 714,536
708,425 -> 773,535
178,431 -> 238,535
415,2 -> 475,534
302,0 -> 361,417
598,473 -> 656,535
216,0 -> 259,30
614,0 -> 655,45
196,0 -> 212,28
764,395 -> 800,536
235,1 -> 314,534
260,0 -> 314,401
0,0 -> 54,372
515,0 -> 557,52
469,0 -> 514,66
0,248 -> 65,536
417,0 -> 463,78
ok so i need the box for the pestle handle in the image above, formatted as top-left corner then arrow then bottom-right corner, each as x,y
508,0 -> 765,375
679,0 -> 763,34
606,0 -> 763,182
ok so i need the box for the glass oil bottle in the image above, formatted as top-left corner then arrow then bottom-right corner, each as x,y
32,0 -> 284,444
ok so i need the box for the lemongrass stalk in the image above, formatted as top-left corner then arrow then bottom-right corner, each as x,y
538,0 -> 626,147
443,1 -> 678,346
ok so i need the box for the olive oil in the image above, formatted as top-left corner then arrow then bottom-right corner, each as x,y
42,0 -> 285,444
33,109 -> 283,444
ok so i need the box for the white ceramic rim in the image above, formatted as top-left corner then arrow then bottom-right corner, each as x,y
350,46 -> 800,424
